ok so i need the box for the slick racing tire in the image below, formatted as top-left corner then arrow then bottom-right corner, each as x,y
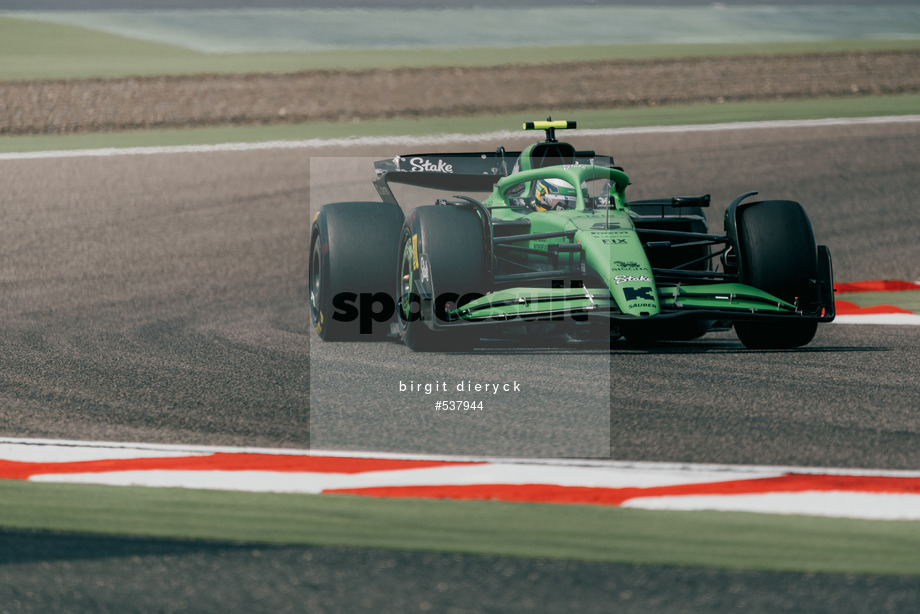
733,200 -> 819,349
310,201 -> 405,341
397,205 -> 487,352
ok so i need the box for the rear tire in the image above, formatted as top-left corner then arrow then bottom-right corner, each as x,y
397,205 -> 487,352
733,201 -> 818,349
310,202 -> 404,341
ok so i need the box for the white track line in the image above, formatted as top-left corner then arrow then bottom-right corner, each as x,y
834,314 -> 920,325
2,115 -> 919,161
623,492 -> 920,521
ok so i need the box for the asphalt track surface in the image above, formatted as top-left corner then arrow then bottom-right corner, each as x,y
2,120 -> 920,611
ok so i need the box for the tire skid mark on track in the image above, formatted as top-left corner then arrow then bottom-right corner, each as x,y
3,438 -> 920,521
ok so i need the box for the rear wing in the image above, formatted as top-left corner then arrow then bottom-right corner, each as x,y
373,148 -> 610,205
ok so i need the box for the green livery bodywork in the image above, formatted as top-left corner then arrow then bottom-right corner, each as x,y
349,119 -> 836,349
479,164 -> 663,320
437,163 -> 808,324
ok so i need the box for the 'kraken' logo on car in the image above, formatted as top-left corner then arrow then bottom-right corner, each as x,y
623,287 -> 655,301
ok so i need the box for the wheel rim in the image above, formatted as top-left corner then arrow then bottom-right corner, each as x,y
398,233 -> 415,323
309,238 -> 323,326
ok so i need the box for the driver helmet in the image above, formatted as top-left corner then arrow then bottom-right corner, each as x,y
534,178 -> 578,211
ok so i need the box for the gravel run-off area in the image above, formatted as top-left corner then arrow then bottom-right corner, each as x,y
2,49 -> 919,135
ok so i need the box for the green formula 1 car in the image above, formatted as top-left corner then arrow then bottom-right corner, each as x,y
310,120 -> 835,351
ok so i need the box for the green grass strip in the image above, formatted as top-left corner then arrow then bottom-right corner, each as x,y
2,479 -> 919,575
3,15 -> 919,81
2,94 -> 919,154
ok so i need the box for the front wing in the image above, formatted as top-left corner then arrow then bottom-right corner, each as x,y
435,241 -> 835,329
438,282 -> 834,326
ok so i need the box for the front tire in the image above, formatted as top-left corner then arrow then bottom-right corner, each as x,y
733,200 -> 818,349
397,205 -> 487,352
